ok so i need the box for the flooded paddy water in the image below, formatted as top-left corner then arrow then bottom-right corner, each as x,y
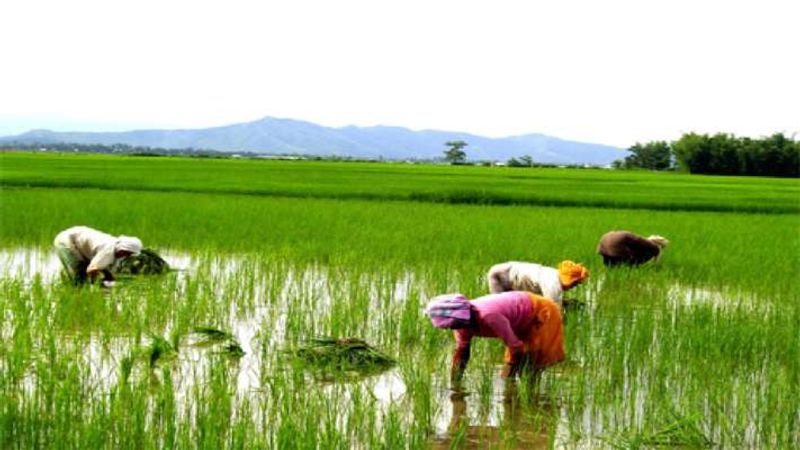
0,247 -> 795,448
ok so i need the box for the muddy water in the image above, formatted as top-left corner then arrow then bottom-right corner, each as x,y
429,375 -> 568,450
0,246 -> 65,283
0,248 -> 405,381
0,248 -> 424,436
1,248 -> 573,446
0,247 -> 761,448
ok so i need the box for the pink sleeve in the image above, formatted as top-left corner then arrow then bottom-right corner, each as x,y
482,313 -> 524,349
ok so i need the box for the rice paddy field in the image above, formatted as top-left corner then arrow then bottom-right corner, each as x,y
1,151 -> 799,449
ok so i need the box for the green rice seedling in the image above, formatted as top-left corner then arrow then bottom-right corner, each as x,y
602,410 -> 713,449
116,248 -> 170,275
188,326 -> 245,357
145,335 -> 177,369
377,403 -> 406,449
289,337 -> 395,379
475,364 -> 496,420
221,342 -> 246,359
5,185 -> 797,293
116,333 -> 180,391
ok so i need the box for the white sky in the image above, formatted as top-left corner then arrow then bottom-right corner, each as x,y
1,0 -> 798,147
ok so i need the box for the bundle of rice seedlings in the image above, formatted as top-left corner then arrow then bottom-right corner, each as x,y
120,328 -> 243,384
603,411 -> 713,448
187,326 -> 245,358
120,334 -> 179,384
290,337 -> 395,377
145,335 -> 178,368
117,248 -> 170,275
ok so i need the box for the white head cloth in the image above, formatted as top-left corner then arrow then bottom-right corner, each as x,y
116,235 -> 143,256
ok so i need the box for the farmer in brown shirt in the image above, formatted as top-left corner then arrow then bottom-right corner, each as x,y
597,231 -> 669,266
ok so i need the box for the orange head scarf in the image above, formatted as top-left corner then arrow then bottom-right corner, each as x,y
558,260 -> 589,289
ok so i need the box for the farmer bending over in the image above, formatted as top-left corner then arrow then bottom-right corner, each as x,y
54,225 -> 142,285
426,291 -> 564,384
487,260 -> 589,308
597,230 -> 669,267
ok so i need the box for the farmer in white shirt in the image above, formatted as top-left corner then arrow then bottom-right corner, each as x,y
54,226 -> 142,285
486,260 -> 589,308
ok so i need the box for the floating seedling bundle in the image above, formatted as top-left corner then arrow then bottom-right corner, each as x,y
290,337 -> 395,378
117,248 -> 170,275
187,326 -> 246,358
120,334 -> 179,385
120,328 -> 245,385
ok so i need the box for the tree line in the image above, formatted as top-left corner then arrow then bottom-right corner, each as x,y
0,141 -> 223,156
616,132 -> 799,177
0,142 -> 387,162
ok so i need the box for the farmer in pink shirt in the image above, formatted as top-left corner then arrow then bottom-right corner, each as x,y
426,291 -> 564,383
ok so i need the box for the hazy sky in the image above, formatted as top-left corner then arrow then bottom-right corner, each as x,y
1,0 -> 798,147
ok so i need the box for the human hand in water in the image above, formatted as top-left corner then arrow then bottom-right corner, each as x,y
501,346 -> 525,378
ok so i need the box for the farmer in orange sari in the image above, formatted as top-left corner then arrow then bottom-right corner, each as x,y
426,291 -> 564,383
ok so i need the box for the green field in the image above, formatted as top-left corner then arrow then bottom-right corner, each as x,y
3,152 -> 798,213
1,151 -> 799,448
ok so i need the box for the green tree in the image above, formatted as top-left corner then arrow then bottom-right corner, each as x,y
672,132 -> 798,177
707,133 -> 740,175
443,140 -> 468,164
623,141 -> 672,170
672,133 -> 713,173
760,133 -> 800,177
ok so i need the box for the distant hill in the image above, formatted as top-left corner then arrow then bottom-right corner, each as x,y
0,116 -> 627,165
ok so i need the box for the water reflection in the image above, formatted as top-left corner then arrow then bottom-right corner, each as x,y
0,246 -> 64,283
0,247 -> 193,284
667,282 -> 767,312
433,378 -> 557,449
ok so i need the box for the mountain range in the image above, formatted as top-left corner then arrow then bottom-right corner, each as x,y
0,116 -> 628,165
